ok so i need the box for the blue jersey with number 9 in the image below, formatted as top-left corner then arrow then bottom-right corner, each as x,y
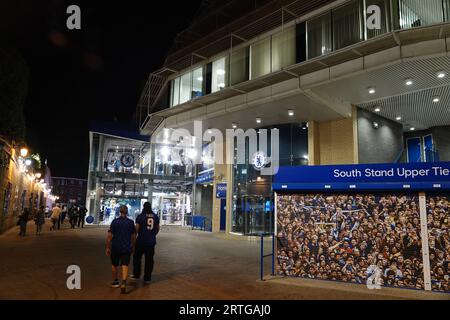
136,212 -> 160,246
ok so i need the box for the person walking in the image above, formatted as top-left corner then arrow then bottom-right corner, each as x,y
106,205 -> 136,294
18,208 -> 30,237
50,204 -> 62,231
60,205 -> 68,226
132,202 -> 160,284
34,206 -> 46,235
78,205 -> 87,228
69,205 -> 79,229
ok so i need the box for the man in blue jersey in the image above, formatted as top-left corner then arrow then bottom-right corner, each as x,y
106,205 -> 136,294
132,202 -> 160,284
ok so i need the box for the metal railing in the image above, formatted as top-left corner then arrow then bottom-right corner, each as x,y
260,234 -> 276,281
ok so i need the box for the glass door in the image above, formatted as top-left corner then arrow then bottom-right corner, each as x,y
243,196 -> 273,235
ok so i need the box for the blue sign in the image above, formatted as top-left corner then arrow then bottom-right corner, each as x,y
86,216 -> 94,224
196,170 -> 214,184
273,162 -> 450,192
216,183 -> 227,198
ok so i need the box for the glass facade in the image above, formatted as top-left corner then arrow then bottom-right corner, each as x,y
212,57 -> 229,93
333,0 -> 363,50
230,47 -> 249,86
231,123 -> 309,235
307,12 -> 332,59
168,0 -> 450,107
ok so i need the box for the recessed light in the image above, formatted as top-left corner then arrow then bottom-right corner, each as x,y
368,87 -> 376,94
405,79 -> 413,86
256,118 -> 262,124
288,110 -> 295,117
437,72 -> 446,79
410,127 -> 416,131
396,116 -> 402,121
373,122 -> 379,129
374,107 -> 381,113
433,96 -> 441,103
231,123 -> 237,129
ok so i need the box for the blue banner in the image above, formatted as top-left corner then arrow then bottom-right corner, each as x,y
273,162 -> 450,192
196,170 -> 214,184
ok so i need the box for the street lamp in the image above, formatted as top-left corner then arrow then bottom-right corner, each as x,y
20,147 -> 29,158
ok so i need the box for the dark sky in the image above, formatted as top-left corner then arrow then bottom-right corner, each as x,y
2,0 -> 202,179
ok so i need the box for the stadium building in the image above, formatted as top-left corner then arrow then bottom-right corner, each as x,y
136,0 -> 450,293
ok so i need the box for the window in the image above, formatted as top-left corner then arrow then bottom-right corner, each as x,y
250,38 -> 271,79
399,0 -> 444,29
272,27 -> 296,71
333,0 -> 363,51
307,12 -> 332,59
212,57 -> 228,93
192,67 -> 204,98
366,0 -> 391,39
445,0 -> 450,22
179,72 -> 192,104
230,47 -> 249,86
170,77 -> 180,107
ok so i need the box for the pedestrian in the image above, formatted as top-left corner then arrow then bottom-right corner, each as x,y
78,205 -> 87,228
69,205 -> 79,229
50,204 -> 62,231
34,206 -> 46,235
61,205 -> 68,226
106,205 -> 136,294
17,208 -> 30,237
132,202 -> 160,284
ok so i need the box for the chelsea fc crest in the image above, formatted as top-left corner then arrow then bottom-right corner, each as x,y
252,151 -> 268,171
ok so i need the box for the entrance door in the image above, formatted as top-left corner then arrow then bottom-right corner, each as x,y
423,134 -> 435,162
407,137 -> 422,163
220,199 -> 226,231
243,196 -> 273,235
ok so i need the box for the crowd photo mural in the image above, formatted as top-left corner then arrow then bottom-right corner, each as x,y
276,193 -> 428,290
427,195 -> 450,292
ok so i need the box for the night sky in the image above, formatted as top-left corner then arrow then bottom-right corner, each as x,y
2,0 -> 202,179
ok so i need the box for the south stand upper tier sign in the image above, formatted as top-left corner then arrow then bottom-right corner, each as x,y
120,153 -> 135,168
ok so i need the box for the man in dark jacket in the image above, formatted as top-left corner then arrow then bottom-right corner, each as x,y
131,202 -> 160,284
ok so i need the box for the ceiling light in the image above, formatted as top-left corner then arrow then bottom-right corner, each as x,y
410,127 -> 416,131
232,123 -> 237,129
288,110 -> 295,117
374,107 -> 381,113
368,87 -> 376,94
373,122 -> 379,129
396,116 -> 402,121
433,96 -> 441,103
437,72 -> 446,79
207,129 -> 212,134
256,118 -> 262,124
405,79 -> 413,86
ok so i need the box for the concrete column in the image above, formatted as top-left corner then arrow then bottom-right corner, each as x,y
308,121 -> 320,166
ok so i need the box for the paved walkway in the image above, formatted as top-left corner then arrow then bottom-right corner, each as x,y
0,223 -> 448,300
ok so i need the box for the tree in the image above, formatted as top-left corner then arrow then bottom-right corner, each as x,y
0,46 -> 29,143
